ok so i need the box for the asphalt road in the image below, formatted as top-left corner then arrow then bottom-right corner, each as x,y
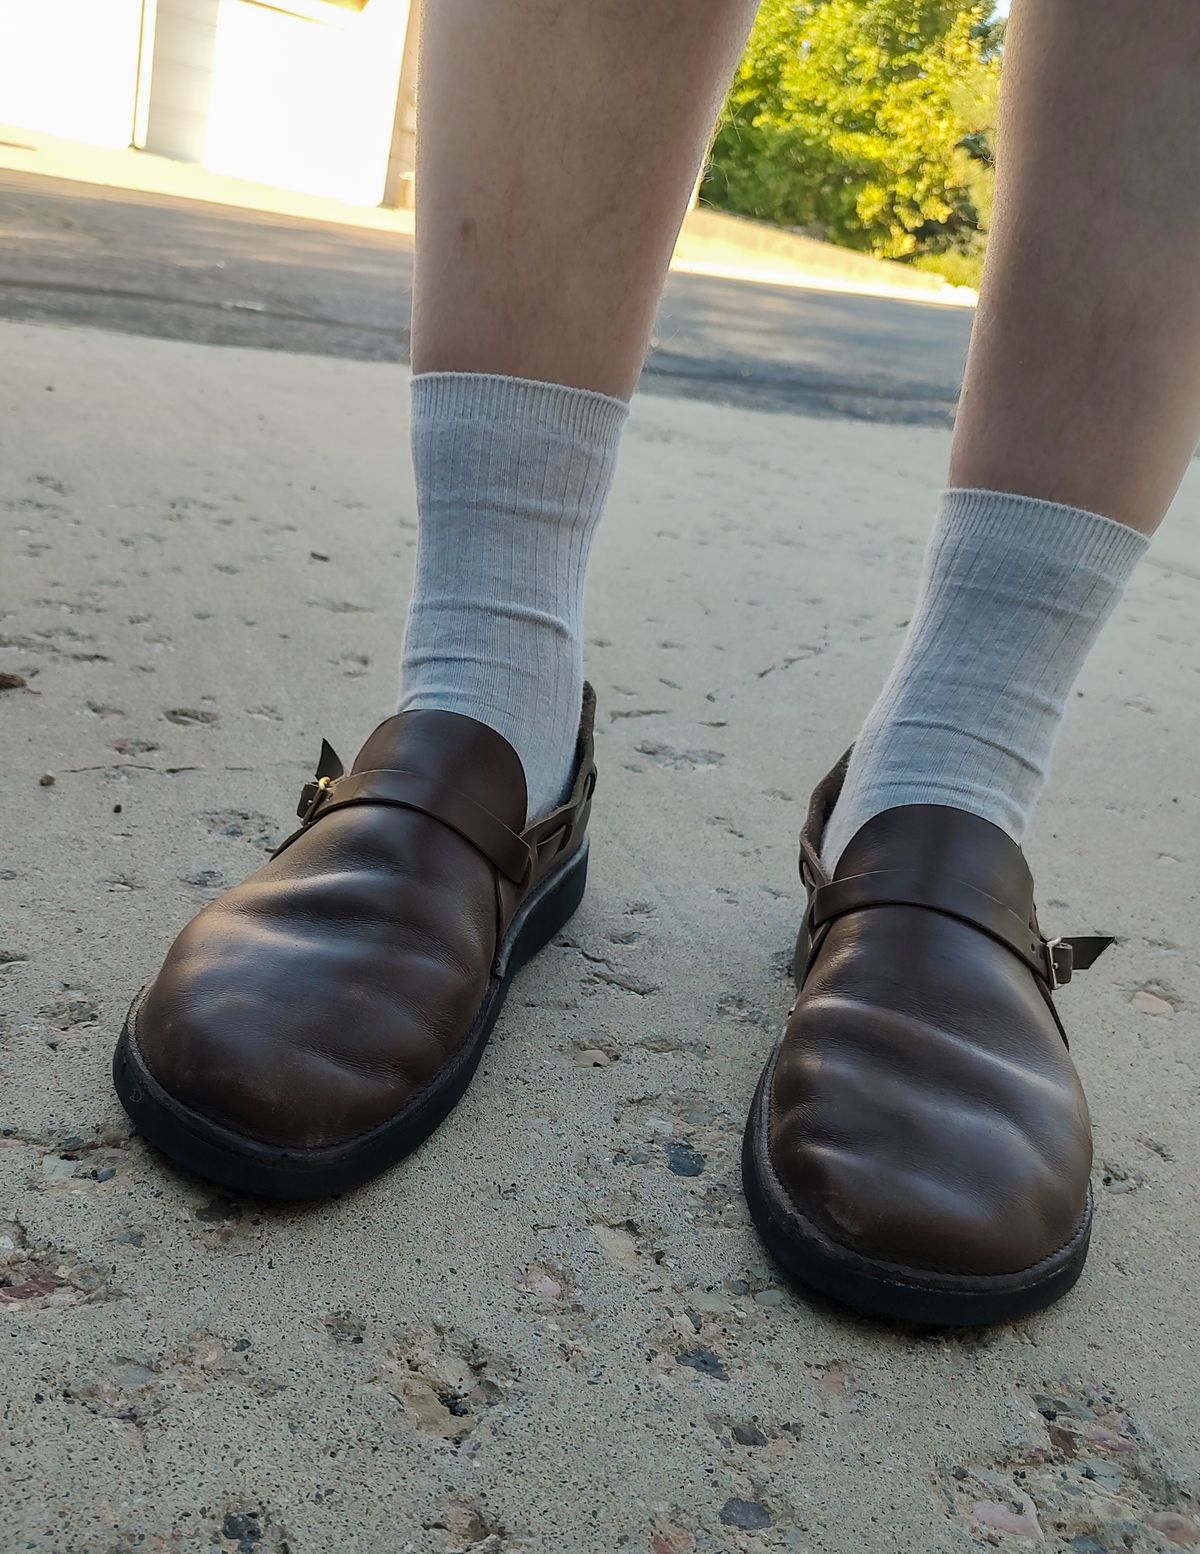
0,168 -> 973,422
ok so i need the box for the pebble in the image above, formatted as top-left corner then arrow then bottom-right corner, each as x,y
677,1347 -> 728,1381
38,773 -> 55,787
650,1532 -> 694,1554
1079,1457 -> 1124,1492
519,1266 -> 563,1300
0,671 -> 27,691
593,1224 -> 638,1264
1147,1513 -> 1200,1548
0,1272 -> 60,1303
688,1288 -> 734,1316
1130,988 -> 1174,1016
1101,1162 -> 1143,1195
221,1510 -> 263,1547
732,1423 -> 768,1447
971,1495 -> 1041,1540
1034,1392 -> 1091,1422
1081,1420 -> 1135,1450
719,1498 -> 772,1531
573,1048 -> 610,1067
753,1288 -> 786,1307
115,1362 -> 157,1388
665,1141 -> 705,1177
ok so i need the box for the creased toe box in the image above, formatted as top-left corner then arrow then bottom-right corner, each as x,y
135,865 -> 490,1150
766,983 -> 1093,1280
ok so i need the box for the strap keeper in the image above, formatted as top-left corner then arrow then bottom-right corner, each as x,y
798,837 -> 824,892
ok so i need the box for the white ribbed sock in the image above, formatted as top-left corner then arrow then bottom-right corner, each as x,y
822,488 -> 1149,870
400,372 -> 627,820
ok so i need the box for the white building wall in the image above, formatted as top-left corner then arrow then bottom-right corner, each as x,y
146,0 -> 412,205
0,0 -> 145,147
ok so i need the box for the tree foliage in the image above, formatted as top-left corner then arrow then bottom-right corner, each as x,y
703,0 -> 1002,278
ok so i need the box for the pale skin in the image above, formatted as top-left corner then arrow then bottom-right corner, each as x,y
414,0 -> 1200,537
950,0 -> 1200,535
411,0 -> 761,398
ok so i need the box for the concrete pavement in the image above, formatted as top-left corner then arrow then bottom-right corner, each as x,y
2,318 -> 1198,1554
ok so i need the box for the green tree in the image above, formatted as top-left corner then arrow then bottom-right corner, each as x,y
704,0 -> 1002,280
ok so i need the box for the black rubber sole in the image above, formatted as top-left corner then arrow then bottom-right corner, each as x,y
113,842 -> 589,1201
741,1048 -> 1092,1327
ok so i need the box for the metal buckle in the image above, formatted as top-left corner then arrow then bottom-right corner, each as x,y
297,774 -> 334,823
1044,936 -> 1072,991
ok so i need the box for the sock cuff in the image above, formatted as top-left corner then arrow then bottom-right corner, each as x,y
411,372 -> 629,446
939,487 -> 1150,578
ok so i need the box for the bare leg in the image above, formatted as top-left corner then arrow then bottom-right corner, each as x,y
401,0 -> 759,818
411,0 -> 759,397
951,0 -> 1200,534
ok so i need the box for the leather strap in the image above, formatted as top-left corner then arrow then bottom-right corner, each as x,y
799,748 -> 850,889
523,766 -> 596,868
809,869 -> 1111,989
279,767 -> 535,885
1045,933 -> 1114,988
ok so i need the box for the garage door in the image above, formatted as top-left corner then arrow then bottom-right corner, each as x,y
202,0 -> 409,205
0,0 -> 145,148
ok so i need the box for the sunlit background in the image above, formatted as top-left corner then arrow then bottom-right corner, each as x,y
0,0 -> 1007,281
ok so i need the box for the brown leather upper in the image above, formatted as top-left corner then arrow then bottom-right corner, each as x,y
766,757 -> 1101,1280
134,690 -> 595,1149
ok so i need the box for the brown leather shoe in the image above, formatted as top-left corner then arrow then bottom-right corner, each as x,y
743,753 -> 1112,1326
113,689 -> 597,1199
